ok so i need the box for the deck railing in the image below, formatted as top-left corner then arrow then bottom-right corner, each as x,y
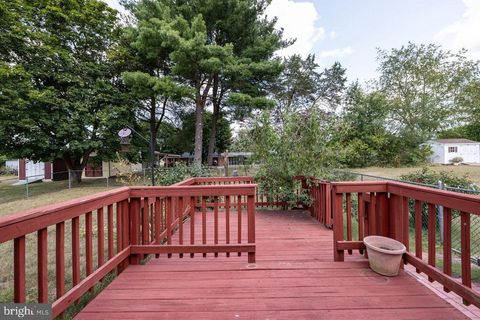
0,177 -> 256,318
324,180 -> 480,308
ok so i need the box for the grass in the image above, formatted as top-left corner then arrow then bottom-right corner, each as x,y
349,165 -> 480,184
0,178 -> 124,217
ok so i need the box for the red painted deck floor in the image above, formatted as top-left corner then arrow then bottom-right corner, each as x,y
76,210 -> 468,319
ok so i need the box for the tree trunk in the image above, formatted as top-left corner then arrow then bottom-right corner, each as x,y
207,75 -> 220,166
194,97 -> 204,164
193,76 -> 214,164
207,102 -> 219,166
63,152 -> 91,183
149,97 -> 157,185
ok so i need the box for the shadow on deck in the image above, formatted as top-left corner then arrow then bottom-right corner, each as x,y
76,210 -> 466,320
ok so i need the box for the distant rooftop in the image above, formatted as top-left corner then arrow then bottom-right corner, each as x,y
432,138 -> 480,144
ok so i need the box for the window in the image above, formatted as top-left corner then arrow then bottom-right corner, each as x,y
448,146 -> 458,153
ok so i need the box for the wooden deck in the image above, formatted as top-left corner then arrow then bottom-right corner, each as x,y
76,210 -> 467,319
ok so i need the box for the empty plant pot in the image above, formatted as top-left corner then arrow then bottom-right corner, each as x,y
363,236 -> 406,276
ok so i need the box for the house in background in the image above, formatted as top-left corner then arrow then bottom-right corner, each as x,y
13,159 -> 67,183
427,139 -> 480,164
11,157 -> 142,182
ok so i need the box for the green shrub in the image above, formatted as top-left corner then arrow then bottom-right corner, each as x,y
400,167 -> 475,189
155,162 -> 212,186
449,156 -> 463,164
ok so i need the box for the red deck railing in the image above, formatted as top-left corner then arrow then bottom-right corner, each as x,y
0,177 -> 257,317
4,175 -> 479,316
309,180 -> 480,308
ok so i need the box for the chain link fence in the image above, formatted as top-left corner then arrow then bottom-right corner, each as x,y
1,164 -> 259,201
336,170 -> 480,267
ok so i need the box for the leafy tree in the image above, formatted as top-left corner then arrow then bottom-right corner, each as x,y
249,108 -> 339,206
440,79 -> 480,142
334,83 -> 393,167
270,54 -> 347,123
377,43 -> 479,164
0,0 -> 131,182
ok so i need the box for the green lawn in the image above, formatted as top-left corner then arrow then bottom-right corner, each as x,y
0,178 -> 123,217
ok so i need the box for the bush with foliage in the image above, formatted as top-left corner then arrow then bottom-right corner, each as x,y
449,157 -> 464,164
249,109 -> 341,207
400,167 -> 476,189
155,162 -> 212,186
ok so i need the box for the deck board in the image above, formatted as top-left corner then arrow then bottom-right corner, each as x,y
76,210 -> 467,319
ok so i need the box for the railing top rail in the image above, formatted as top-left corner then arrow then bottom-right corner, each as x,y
130,184 -> 257,198
171,177 -> 197,186
193,176 -> 254,183
330,180 -> 480,214
0,186 -> 130,227
0,187 -> 131,243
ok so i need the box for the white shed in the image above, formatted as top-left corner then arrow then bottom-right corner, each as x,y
428,139 -> 480,164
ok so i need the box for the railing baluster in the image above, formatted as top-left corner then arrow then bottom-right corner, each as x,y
14,236 -> 26,303
237,195 -> 242,256
155,198 -> 161,258
461,211 -> 471,305
122,200 -> 130,255
167,197 -> 173,258
202,197 -> 207,257
443,207 -> 452,292
357,193 -> 364,242
190,196 -> 195,258
179,196 -> 184,258
414,200 -> 422,273
97,207 -> 104,267
142,198 -> 148,246
116,202 -> 123,255
226,195 -> 230,257
427,203 -> 436,282
214,196 -> 219,257
150,202 -> 154,243
346,193 -> 352,255
56,222 -> 65,299
85,211 -> 93,286
247,194 -> 255,263
402,197 -> 409,252
369,193 -> 377,235
72,216 -> 80,287
107,204 -> 113,260
38,228 -> 48,303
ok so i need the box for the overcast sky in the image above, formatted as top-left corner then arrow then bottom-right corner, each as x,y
105,0 -> 480,83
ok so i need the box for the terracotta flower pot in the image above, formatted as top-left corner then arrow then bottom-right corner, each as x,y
363,236 -> 406,276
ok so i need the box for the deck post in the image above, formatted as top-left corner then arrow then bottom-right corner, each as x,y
129,197 -> 141,264
325,182 -> 332,226
247,194 -> 256,263
333,187 -> 344,261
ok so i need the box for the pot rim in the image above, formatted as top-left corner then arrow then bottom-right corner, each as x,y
363,235 -> 406,255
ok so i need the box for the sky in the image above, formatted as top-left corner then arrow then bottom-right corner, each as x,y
105,0 -> 480,83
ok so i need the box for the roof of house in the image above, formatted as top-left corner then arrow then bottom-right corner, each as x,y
432,138 -> 480,144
